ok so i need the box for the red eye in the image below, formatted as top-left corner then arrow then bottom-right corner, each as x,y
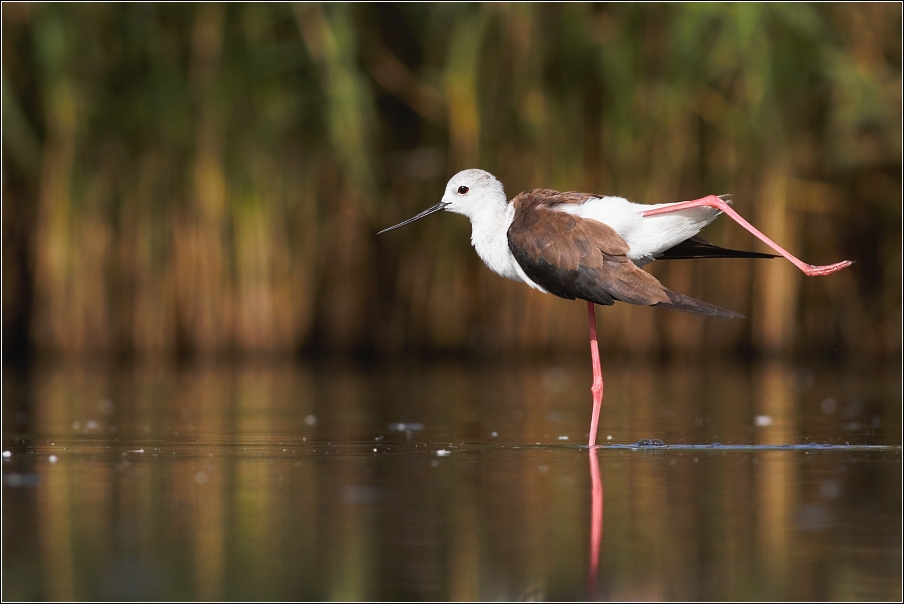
457,186 -> 469,194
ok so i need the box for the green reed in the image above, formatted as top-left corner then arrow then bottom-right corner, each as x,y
2,3 -> 900,359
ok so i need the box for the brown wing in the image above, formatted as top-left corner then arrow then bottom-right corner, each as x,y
507,190 -> 671,307
506,190 -> 744,318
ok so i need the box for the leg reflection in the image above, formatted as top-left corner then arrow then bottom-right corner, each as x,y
587,448 -> 604,598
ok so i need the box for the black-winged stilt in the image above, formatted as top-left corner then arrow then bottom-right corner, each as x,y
378,169 -> 852,446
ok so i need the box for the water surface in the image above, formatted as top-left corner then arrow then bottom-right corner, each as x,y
3,359 -> 901,600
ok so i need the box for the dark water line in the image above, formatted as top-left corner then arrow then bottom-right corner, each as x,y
14,434 -> 899,461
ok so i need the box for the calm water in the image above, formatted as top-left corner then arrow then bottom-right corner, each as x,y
2,359 -> 901,601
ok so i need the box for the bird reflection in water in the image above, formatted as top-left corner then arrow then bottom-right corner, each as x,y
587,448 -> 604,598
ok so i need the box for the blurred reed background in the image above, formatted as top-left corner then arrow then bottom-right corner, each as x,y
2,3 -> 900,362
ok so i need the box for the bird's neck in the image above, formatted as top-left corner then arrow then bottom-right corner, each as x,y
468,202 -> 522,281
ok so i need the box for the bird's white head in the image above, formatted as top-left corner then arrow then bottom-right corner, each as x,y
440,169 -> 507,220
377,168 -> 507,235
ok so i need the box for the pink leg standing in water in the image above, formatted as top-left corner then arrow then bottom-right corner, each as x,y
643,195 -> 853,276
587,302 -> 603,448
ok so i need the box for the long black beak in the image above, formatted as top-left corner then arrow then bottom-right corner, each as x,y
377,202 -> 448,235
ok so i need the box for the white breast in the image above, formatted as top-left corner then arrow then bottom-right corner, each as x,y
469,203 -> 548,292
557,196 -> 722,266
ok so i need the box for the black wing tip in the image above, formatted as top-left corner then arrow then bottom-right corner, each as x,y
656,290 -> 745,319
657,236 -> 779,261
657,250 -> 778,261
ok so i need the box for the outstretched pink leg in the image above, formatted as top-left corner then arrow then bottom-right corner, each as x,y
587,302 -> 603,447
643,195 -> 852,276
